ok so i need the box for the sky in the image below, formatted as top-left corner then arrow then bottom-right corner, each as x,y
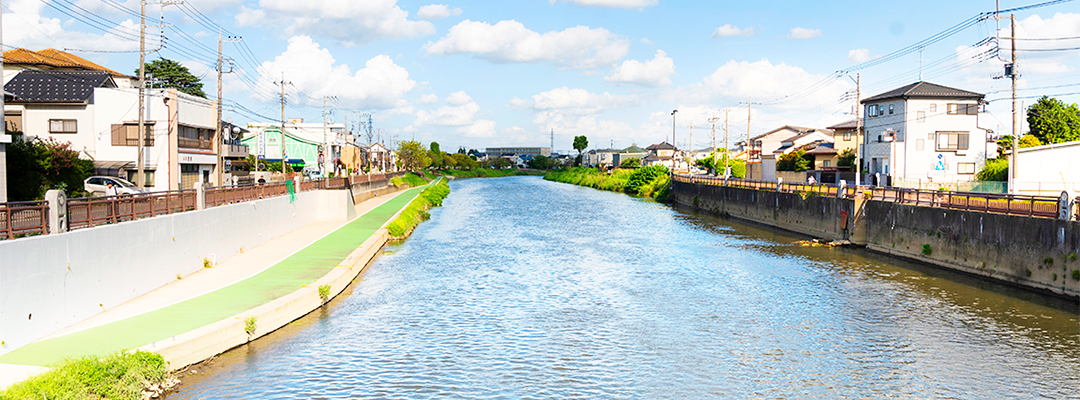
3,0 -> 1079,153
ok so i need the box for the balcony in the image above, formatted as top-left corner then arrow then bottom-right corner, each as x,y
223,143 -> 249,158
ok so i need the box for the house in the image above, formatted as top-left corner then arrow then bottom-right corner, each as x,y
584,148 -> 618,167
3,48 -> 137,88
643,141 -> 678,169
861,81 -> 994,187
747,125 -> 811,180
613,144 -> 648,167
4,69 -> 221,191
242,121 -> 346,174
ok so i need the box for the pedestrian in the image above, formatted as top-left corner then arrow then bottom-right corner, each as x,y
105,181 -> 119,196
808,176 -> 816,185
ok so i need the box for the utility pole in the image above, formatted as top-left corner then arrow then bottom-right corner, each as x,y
550,129 -> 554,153
687,123 -> 695,169
855,73 -> 863,187
215,29 -> 239,186
0,0 -> 6,202
708,115 -> 719,176
322,96 -> 336,177
724,109 -> 730,180
136,0 -> 146,189
670,109 -> 678,173
274,73 -> 291,173
1009,14 -> 1019,194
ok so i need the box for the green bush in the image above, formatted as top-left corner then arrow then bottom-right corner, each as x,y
1072,269 -> 1080,281
922,244 -> 932,256
1,350 -> 168,400
624,165 -> 669,195
976,158 -> 1008,182
386,179 -> 450,238
620,157 -> 641,168
6,135 -> 93,200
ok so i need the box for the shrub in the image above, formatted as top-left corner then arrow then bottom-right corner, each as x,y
318,284 -> 331,303
244,316 -> 257,336
1073,269 -> 1080,281
1,350 -> 168,400
620,157 -> 641,168
922,244 -> 932,256
625,165 -> 669,195
976,158 -> 1008,182
386,179 -> 450,238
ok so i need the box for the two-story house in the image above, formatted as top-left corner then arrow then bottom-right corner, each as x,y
4,69 -> 223,191
584,148 -> 619,168
643,141 -> 678,168
861,82 -> 994,187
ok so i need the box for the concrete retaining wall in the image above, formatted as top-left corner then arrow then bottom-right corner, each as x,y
672,180 -> 855,241
673,181 -> 1080,300
0,190 -> 352,355
865,201 -> 1080,298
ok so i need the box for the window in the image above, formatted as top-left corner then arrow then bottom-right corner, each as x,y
947,103 -> 979,115
917,111 -> 926,123
936,131 -> 970,151
868,104 -> 879,117
916,139 -> 925,151
958,163 -> 976,174
929,103 -> 937,112
110,124 -> 154,146
179,125 -> 214,150
49,119 -> 77,133
822,160 -> 831,168
888,104 -> 894,114
844,131 -> 852,141
125,170 -> 155,187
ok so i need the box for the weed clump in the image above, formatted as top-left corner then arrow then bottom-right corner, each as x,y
922,244 -> 932,256
1,350 -> 169,400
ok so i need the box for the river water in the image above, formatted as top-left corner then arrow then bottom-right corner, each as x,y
168,176 -> 1079,399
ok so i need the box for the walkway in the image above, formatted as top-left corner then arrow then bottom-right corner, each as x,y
0,182 -> 431,373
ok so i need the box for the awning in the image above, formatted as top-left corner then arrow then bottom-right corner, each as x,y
92,160 -> 134,170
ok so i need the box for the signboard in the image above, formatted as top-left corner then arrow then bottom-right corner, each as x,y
257,130 -> 266,158
934,154 -> 946,171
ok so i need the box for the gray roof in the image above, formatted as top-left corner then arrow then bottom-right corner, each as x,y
862,81 -> 984,104
750,125 -> 813,141
827,120 -> 858,130
781,129 -> 834,143
647,141 -> 677,150
4,70 -> 116,103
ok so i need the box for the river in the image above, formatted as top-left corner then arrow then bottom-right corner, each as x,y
167,175 -> 1079,399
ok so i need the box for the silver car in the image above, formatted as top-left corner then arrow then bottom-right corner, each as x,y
84,176 -> 144,196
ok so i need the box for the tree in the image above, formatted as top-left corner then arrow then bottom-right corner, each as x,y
7,136 -> 93,200
1027,96 -> 1080,145
429,142 -> 444,170
395,140 -> 430,171
776,150 -> 812,172
573,135 -> 588,156
528,155 -> 552,169
451,153 -> 477,170
620,157 -> 641,168
695,152 -> 746,178
138,58 -> 206,98
837,148 -> 857,168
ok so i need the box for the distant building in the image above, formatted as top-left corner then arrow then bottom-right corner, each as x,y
613,144 -> 648,167
242,122 -> 346,173
584,148 -> 619,167
643,141 -> 678,169
484,147 -> 551,158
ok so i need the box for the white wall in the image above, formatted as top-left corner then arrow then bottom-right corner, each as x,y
1015,141 -> 1080,195
0,190 -> 347,355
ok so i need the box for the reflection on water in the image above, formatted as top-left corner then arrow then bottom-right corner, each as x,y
168,176 -> 1080,399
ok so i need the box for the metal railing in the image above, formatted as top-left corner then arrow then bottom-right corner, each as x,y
0,200 -> 49,240
676,174 -> 1074,220
1,172 -> 404,240
67,190 -> 197,230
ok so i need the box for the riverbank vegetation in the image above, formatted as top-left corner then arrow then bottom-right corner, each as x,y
1,350 -> 173,400
438,169 -> 540,178
543,166 -> 672,202
391,172 -> 428,188
386,178 -> 451,238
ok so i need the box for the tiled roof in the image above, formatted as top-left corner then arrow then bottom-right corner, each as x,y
2,48 -> 133,78
862,81 -> 984,103
750,125 -> 812,141
4,70 -> 116,103
647,141 -> 677,150
827,120 -> 858,130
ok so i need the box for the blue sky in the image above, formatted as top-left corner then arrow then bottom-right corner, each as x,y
5,0 -> 1078,153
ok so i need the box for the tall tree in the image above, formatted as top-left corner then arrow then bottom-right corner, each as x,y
395,140 -> 430,171
429,142 -> 444,170
573,135 -> 588,156
1027,96 -> 1080,145
137,58 -> 207,98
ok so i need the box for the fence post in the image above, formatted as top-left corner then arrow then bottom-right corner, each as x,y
45,190 -> 67,234
195,182 -> 206,210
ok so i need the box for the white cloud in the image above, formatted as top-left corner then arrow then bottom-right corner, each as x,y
997,12 -> 1080,75
456,120 -> 497,137
236,0 -> 434,45
418,94 -> 439,104
258,36 -> 417,109
641,37 -> 654,45
549,0 -> 658,9
3,0 -> 145,52
604,49 -> 675,86
692,58 -> 846,101
417,4 -> 462,20
423,20 -> 630,69
787,27 -> 822,39
415,91 -> 480,126
511,87 -> 638,141
848,48 -> 873,63
710,24 -> 753,38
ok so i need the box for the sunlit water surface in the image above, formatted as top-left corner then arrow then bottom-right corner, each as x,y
168,176 -> 1080,399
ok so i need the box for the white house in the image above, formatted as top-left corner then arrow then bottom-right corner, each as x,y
861,81 -> 995,187
5,69 -> 221,191
584,148 -> 619,167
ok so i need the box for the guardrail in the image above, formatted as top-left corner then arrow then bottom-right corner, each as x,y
0,172 -> 405,241
0,200 -> 49,240
676,174 -> 1075,220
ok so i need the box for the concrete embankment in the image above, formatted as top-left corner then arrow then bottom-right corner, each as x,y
0,176 -> 441,389
672,180 -> 1080,300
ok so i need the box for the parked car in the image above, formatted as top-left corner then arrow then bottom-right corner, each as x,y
84,176 -> 145,196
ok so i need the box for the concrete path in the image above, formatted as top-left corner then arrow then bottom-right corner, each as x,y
0,182 -> 431,384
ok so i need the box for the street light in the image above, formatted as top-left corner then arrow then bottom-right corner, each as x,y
671,109 -> 678,172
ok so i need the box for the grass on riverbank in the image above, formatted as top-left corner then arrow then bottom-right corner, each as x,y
2,350 -> 170,400
390,172 -> 428,188
543,167 -> 672,202
386,178 -> 451,238
438,169 -> 540,178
